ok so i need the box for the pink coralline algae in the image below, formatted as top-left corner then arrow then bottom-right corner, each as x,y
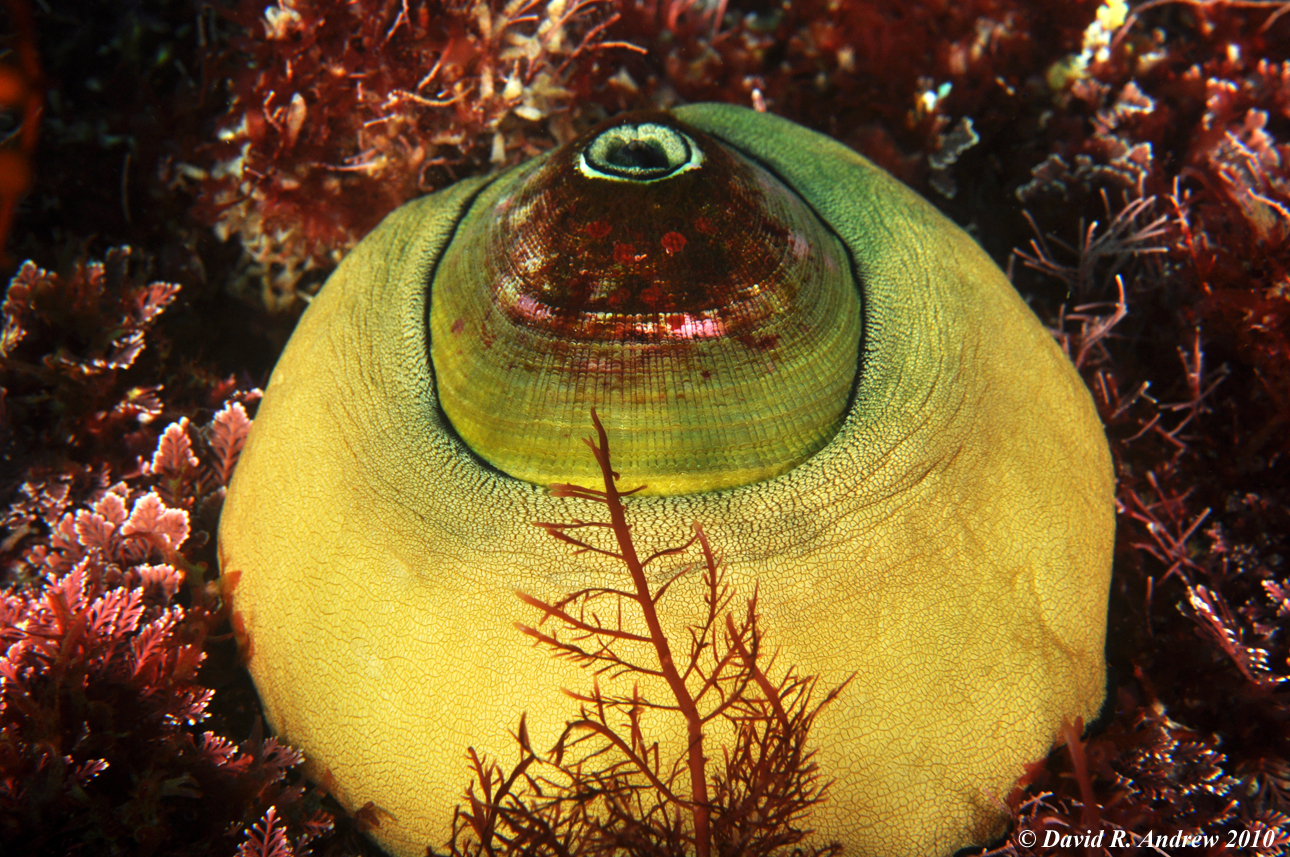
0,251 -> 326,856
0,425 -> 329,855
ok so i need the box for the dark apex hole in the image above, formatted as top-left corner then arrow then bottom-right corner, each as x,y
607,139 -> 672,170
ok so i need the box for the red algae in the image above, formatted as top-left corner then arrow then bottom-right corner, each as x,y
0,250 -> 332,855
449,411 -> 847,857
3,0 -> 1290,854
197,0 -> 642,307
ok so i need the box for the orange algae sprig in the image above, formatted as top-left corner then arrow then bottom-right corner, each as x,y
197,0 -> 642,307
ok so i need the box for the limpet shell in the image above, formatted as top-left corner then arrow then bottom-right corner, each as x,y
431,114 -> 861,494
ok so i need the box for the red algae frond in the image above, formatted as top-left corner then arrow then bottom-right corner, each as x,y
197,0 -> 643,307
449,411 -> 847,857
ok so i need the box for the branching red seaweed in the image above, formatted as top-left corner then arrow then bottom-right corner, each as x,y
449,411 -> 847,857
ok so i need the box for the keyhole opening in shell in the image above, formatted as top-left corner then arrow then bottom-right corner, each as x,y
579,122 -> 704,182
610,140 -> 669,170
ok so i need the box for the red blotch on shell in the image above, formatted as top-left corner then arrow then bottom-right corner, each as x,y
740,333 -> 781,352
451,318 -> 465,334
661,231 -> 688,255
614,242 -> 640,264
639,282 -> 664,307
585,220 -> 612,239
